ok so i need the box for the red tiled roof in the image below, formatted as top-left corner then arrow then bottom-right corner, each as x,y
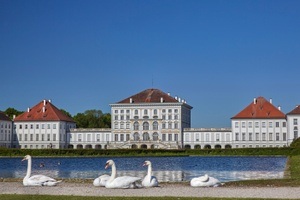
14,100 -> 74,122
117,88 -> 180,103
0,111 -> 11,121
287,105 -> 300,115
231,97 -> 285,119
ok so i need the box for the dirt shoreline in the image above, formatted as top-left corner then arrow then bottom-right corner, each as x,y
1,182 -> 300,199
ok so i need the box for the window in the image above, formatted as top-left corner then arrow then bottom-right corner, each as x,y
120,134 -> 124,141
97,134 -> 100,142
174,115 -> 178,120
47,134 -> 50,141
242,122 -> 245,128
168,122 -> 172,129
162,123 -> 166,129
36,124 -> 39,129
25,134 -> 27,141
133,132 -> 139,141
205,134 -> 210,142
276,133 -> 280,141
114,116 -> 118,120
175,109 -> 178,113
153,109 -> 157,115
262,133 -> 266,141
53,134 -> 56,141
134,110 -> 138,115
126,134 -> 130,141
47,124 -> 50,129
249,133 -> 252,141
242,133 -> 245,141
30,134 -> 33,141
143,132 -> 150,141
294,130 -> 298,139
269,133 -> 273,141
30,124 -> 33,129
174,134 -> 178,141
121,110 -> 124,114
269,122 -> 272,128
235,122 -> 239,128
143,122 -> 149,130
41,134 -> 44,141
115,110 -> 118,114
276,122 -> 280,127
256,133 -> 259,141
25,124 -> 28,129
162,109 -> 165,113
53,124 -> 56,129
19,134 -> 22,141
235,133 -> 239,141
114,123 -> 118,129
167,134 -> 172,141
144,109 -> 148,115
153,121 -> 158,130
19,124 -> 22,129
42,124 -> 45,129
294,118 -> 298,125
174,123 -> 178,129
153,132 -> 159,141
216,134 -> 220,142
262,122 -> 266,128
162,115 -> 166,120
126,123 -> 130,129
114,134 -> 118,141
283,133 -> 287,141
248,122 -> 252,128
133,122 -> 139,130
196,133 -> 199,141
162,134 -> 166,141
255,122 -> 259,128
168,115 -> 172,120
283,122 -> 286,127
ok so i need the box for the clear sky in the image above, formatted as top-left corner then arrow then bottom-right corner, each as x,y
1,0 -> 300,128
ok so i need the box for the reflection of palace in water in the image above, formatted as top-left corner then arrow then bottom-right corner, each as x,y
2,88 -> 300,150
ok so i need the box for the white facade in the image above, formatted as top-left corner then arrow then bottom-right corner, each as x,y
13,121 -> 76,149
231,119 -> 288,148
109,102 -> 192,149
68,128 -> 111,149
0,113 -> 13,148
183,128 -> 232,149
286,105 -> 300,145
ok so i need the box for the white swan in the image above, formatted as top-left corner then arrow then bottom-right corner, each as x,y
104,159 -> 141,189
93,174 -> 110,187
142,160 -> 158,187
190,174 -> 222,187
22,155 -> 61,186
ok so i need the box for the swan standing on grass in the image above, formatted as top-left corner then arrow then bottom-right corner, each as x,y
190,174 -> 222,187
93,174 -> 110,187
104,159 -> 141,189
22,155 -> 61,186
142,160 -> 158,187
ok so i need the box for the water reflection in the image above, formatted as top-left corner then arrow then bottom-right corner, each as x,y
0,156 -> 287,182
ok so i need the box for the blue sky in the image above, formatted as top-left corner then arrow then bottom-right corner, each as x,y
1,0 -> 300,128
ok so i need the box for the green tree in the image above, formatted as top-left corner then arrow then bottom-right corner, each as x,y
4,107 -> 23,120
73,110 -> 110,128
60,109 -> 72,118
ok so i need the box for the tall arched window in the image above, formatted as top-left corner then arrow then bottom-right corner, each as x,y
153,132 -> 159,141
143,122 -> 149,130
133,122 -> 139,130
153,121 -> 158,130
133,132 -> 139,141
143,132 -> 150,141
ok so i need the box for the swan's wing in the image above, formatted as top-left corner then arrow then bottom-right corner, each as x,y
197,174 -> 209,182
190,176 -> 221,187
93,174 -> 110,186
142,175 -> 159,187
111,176 -> 141,188
26,175 -> 59,186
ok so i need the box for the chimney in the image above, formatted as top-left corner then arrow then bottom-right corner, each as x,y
130,98 -> 133,103
43,100 -> 46,106
253,98 -> 257,104
43,106 -> 46,113
49,99 -> 51,103
278,105 -> 281,111
13,115 -> 16,119
167,92 -> 170,96
175,96 -> 178,100
160,97 -> 164,103
270,98 -> 272,104
27,108 -> 30,112
178,97 -> 181,102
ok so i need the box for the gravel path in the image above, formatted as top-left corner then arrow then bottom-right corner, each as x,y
1,182 -> 300,199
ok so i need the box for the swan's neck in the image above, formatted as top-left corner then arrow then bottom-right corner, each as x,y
108,163 -> 117,182
147,164 -> 152,176
25,158 -> 32,179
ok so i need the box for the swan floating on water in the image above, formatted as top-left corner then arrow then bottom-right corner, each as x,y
104,159 -> 141,189
22,155 -> 61,186
142,160 -> 158,187
93,174 -> 110,187
190,174 -> 222,187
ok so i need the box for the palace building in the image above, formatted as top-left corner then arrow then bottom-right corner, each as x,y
3,88 -> 300,149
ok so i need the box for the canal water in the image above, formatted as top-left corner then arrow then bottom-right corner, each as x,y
0,156 -> 287,182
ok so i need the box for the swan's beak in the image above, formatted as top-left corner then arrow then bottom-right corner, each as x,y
21,157 -> 26,162
105,163 -> 109,169
142,162 -> 146,166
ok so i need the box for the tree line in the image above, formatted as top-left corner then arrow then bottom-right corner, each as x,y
1,108 -> 111,128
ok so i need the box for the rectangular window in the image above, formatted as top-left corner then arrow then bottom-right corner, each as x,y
269,133 -> 273,141
216,133 -> 220,142
114,134 -> 118,141
242,133 -> 245,141
30,124 -> 33,129
249,133 -> 253,141
262,122 -> 266,128
53,124 -> 56,129
162,134 -> 166,141
47,124 -> 50,129
256,133 -> 259,141
168,134 -> 172,141
19,134 -> 22,141
36,134 -> 39,141
53,134 -> 56,141
276,133 -> 280,141
269,122 -> 272,128
30,134 -> 33,141
25,124 -> 28,129
205,134 -> 209,142
242,122 -> 245,128
283,122 -> 286,127
174,134 -> 178,141
41,134 -> 44,141
262,133 -> 266,141
196,133 -> 199,141
78,134 -> 82,142
235,122 -> 239,128
276,122 -> 280,127
248,122 -> 252,128
47,134 -> 50,141
255,122 -> 259,128
24,134 -> 27,141
97,134 -> 100,142
294,118 -> 298,125
120,134 -> 124,141
235,133 -> 239,141
42,124 -> 45,129
283,133 -> 287,141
